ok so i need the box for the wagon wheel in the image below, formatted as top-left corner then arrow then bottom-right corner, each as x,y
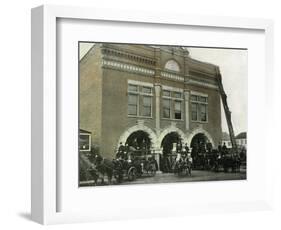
135,164 -> 142,178
127,167 -> 137,181
147,163 -> 156,177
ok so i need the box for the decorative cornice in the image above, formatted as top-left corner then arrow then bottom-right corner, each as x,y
102,60 -> 155,76
128,79 -> 153,87
101,47 -> 156,66
160,71 -> 184,82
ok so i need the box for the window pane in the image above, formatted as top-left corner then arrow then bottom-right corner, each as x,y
174,101 -> 182,119
128,94 -> 137,104
163,90 -> 171,97
128,105 -> 137,115
79,134 -> 90,150
128,84 -> 138,92
200,104 -> 207,122
191,103 -> 198,121
143,96 -> 151,106
190,95 -> 198,101
142,86 -> 152,94
174,101 -> 181,111
163,108 -> 170,118
163,99 -> 170,107
128,94 -> 138,115
142,96 -> 152,117
142,106 -> 151,117
163,99 -> 171,118
175,111 -> 181,119
174,92 -> 182,98
200,96 -> 207,102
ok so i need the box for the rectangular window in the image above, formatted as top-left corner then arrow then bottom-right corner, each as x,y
191,103 -> 198,121
163,99 -> 171,118
163,90 -> 171,97
127,82 -> 153,117
200,96 -> 207,103
190,93 -> 208,122
162,89 -> 183,120
174,92 -> 182,99
128,84 -> 138,92
142,86 -> 152,94
128,94 -> 138,115
190,95 -> 198,101
174,101 -> 182,120
200,104 -> 207,122
142,96 -> 152,117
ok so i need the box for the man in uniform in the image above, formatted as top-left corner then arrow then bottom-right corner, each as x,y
116,142 -> 127,169
222,143 -> 227,156
187,152 -> 193,175
176,142 -> 182,153
117,142 -> 125,157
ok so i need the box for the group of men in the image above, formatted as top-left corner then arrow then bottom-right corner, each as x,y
115,142 -> 158,174
116,142 -> 130,160
174,143 -> 192,163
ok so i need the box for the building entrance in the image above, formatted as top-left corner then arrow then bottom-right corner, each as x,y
190,133 -> 212,157
160,132 -> 182,173
125,130 -> 151,152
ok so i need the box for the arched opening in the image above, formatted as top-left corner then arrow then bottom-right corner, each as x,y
117,124 -> 157,151
125,130 -> 151,152
160,132 -> 182,173
190,133 -> 213,158
164,59 -> 180,72
161,132 -> 182,155
186,127 -> 215,149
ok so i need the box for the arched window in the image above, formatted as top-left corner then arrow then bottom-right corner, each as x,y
164,60 -> 180,72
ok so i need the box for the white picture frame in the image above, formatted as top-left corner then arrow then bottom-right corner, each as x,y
31,5 -> 274,225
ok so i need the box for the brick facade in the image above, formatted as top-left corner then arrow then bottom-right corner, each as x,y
80,43 -> 222,160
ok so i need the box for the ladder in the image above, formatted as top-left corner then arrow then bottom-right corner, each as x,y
216,67 -> 238,154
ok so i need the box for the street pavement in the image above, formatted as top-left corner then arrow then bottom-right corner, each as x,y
80,169 -> 246,187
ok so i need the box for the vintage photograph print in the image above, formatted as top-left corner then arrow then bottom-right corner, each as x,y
79,42 -> 247,187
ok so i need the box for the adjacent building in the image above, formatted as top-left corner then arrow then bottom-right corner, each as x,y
235,132 -> 247,149
79,43 -> 222,166
221,132 -> 232,148
220,131 -> 247,150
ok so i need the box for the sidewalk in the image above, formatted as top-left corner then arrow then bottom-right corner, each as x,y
80,170 -> 246,187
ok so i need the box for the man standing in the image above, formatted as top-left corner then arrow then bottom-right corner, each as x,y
116,142 -> 125,159
184,143 -> 189,154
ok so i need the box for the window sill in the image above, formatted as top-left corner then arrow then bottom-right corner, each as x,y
191,120 -> 208,124
161,118 -> 184,122
128,115 -> 153,119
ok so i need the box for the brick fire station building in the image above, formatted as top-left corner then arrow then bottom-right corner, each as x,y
80,43 -> 222,164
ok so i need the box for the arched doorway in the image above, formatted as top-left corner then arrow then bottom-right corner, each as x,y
186,127 -> 215,148
160,132 -> 182,173
125,130 -> 151,152
161,132 -> 182,155
190,133 -> 212,158
117,124 -> 157,151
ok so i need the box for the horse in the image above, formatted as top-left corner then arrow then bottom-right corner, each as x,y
91,152 -> 115,185
79,153 -> 99,186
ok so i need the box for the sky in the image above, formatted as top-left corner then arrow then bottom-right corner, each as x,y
79,43 -> 247,135
187,47 -> 247,135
